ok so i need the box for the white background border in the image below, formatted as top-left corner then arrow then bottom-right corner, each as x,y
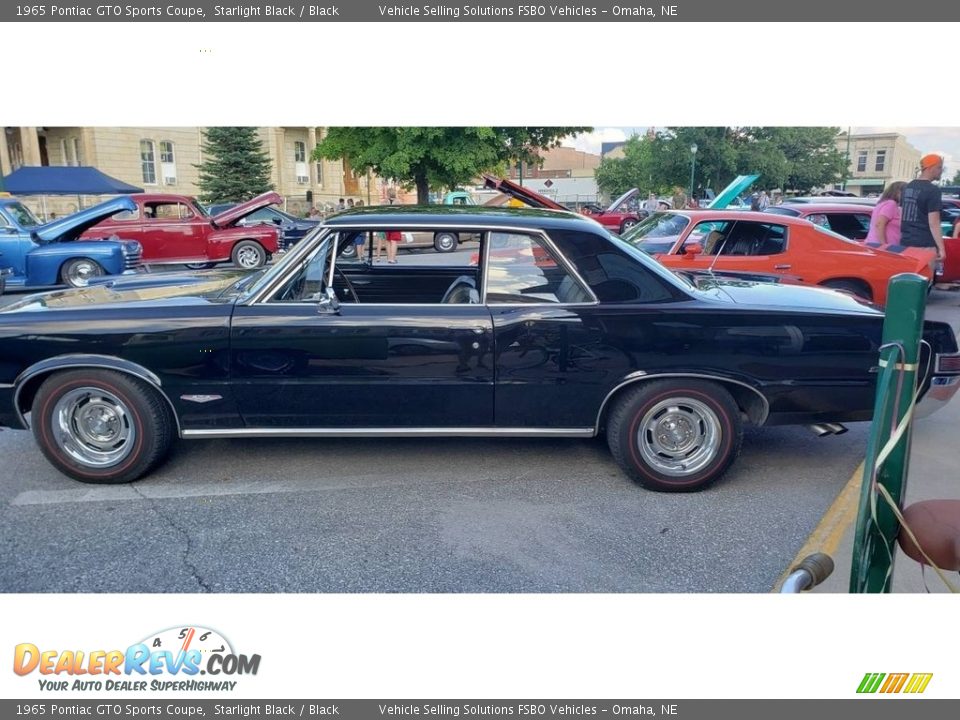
2,20 -> 956,701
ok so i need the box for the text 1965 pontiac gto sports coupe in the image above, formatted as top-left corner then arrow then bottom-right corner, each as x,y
1,206 -> 959,492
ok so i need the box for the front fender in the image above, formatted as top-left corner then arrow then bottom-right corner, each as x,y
25,242 -> 127,285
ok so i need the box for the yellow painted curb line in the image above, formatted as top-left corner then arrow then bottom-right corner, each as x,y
771,460 -> 865,592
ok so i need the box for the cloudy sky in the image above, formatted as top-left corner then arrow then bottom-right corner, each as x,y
563,127 -> 960,180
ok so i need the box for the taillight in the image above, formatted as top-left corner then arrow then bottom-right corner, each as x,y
935,353 -> 960,374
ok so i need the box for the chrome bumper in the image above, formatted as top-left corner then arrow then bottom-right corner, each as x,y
915,375 -> 960,419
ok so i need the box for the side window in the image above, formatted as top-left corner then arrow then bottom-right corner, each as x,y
485,233 -> 591,304
151,203 -> 194,220
683,221 -> 733,255
826,214 -> 870,240
0,212 -> 12,229
717,222 -> 787,256
111,209 -> 140,222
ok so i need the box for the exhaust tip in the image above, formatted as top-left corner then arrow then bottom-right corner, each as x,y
825,423 -> 848,436
808,423 -> 834,437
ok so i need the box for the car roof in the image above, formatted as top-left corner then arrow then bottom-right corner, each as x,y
135,193 -> 195,202
665,209 -> 814,226
782,203 -> 874,213
323,205 -> 602,231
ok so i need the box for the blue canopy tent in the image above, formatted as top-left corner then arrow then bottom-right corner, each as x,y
2,166 -> 143,195
0,166 -> 143,220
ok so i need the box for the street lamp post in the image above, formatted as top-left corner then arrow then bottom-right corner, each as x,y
689,143 -> 698,202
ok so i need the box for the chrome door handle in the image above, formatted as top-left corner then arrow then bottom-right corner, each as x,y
774,264 -> 791,270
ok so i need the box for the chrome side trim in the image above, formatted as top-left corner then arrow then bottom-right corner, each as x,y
182,427 -> 596,440
12,354 -> 181,435
594,371 -> 771,430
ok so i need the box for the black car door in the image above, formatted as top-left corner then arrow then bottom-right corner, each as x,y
229,232 -> 494,429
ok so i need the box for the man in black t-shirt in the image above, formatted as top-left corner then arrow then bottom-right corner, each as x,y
899,153 -> 945,262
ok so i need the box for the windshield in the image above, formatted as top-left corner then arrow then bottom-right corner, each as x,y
4,202 -> 42,228
191,200 -> 210,217
620,212 -> 689,255
240,225 -> 331,302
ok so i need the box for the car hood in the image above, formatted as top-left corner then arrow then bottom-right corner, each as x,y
211,191 -> 284,228
0,269 -> 253,312
481,174 -> 568,210
690,274 -> 881,314
33,196 -> 138,243
707,175 -> 760,209
606,188 -> 638,213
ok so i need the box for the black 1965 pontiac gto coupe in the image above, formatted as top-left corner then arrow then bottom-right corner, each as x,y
1,206 -> 958,491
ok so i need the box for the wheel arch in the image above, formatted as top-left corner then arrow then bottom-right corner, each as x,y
13,354 -> 180,435
595,372 -> 769,433
818,276 -> 874,299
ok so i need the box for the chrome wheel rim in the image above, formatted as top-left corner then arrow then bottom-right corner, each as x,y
436,234 -> 455,251
235,246 -> 263,268
622,220 -> 637,231
637,397 -> 720,477
66,260 -> 102,287
52,387 -> 136,468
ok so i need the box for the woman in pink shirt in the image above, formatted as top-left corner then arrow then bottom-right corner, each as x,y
866,181 -> 905,245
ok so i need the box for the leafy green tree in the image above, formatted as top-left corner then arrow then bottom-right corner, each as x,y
313,127 -> 590,204
195,127 -> 273,204
596,127 -> 845,200
951,169 -> 960,185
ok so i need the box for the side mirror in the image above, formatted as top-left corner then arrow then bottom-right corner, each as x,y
685,243 -> 703,256
317,286 -> 340,314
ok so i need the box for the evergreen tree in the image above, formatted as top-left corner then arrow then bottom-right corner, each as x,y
195,127 -> 273,204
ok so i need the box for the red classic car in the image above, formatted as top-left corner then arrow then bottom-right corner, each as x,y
768,201 -> 959,283
623,210 -> 934,306
84,192 -> 282,268
580,188 -> 645,234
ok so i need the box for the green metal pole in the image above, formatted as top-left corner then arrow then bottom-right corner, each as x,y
850,273 -> 928,593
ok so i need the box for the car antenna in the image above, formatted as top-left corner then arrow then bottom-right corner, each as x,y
707,221 -> 737,275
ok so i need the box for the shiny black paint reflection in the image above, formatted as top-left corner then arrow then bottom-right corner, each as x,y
230,303 -> 494,427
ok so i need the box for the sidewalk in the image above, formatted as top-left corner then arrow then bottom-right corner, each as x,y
781,295 -> 960,593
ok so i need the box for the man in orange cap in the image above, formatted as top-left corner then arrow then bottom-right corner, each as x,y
899,153 -> 945,264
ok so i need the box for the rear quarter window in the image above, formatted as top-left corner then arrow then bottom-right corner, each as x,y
548,229 -> 678,303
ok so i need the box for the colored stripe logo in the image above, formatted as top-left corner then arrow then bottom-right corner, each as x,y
857,672 -> 933,694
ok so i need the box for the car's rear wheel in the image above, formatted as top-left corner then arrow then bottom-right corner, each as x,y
607,379 -> 742,492
31,369 -> 175,484
184,262 -> 217,270
231,240 -> 267,269
434,232 -> 459,253
60,258 -> 104,288
820,278 -> 872,300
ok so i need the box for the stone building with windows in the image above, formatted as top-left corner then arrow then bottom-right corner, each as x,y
833,131 -> 922,196
0,126 -> 387,218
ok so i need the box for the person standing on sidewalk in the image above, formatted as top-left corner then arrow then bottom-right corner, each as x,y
900,154 -> 946,267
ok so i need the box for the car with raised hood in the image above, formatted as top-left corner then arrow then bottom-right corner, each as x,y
579,188 -> 645,234
205,202 -> 320,251
623,209 -> 934,305
0,196 -> 143,290
82,191 -> 282,269
2,205 -> 959,492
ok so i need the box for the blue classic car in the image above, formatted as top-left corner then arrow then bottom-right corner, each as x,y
0,196 -> 143,290
1,206 -> 959,491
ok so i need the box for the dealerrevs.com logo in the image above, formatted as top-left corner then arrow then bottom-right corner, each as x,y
13,626 -> 261,692
857,673 -> 933,694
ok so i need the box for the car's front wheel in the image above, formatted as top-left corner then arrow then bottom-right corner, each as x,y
606,379 -> 742,492
434,232 -> 459,253
620,218 -> 638,233
60,258 -> 104,287
31,369 -> 175,484
184,262 -> 217,270
231,240 -> 267,269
